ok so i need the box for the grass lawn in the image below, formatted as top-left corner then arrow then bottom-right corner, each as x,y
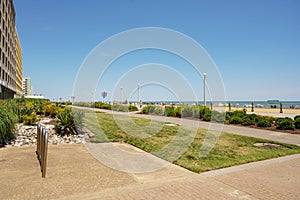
84,112 -> 300,173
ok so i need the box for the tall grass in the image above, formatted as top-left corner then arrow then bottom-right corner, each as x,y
0,106 -> 17,145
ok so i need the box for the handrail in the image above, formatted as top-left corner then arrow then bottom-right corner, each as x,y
36,123 -> 49,178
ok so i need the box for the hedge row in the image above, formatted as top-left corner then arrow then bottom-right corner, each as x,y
141,105 -> 300,130
74,102 -> 138,112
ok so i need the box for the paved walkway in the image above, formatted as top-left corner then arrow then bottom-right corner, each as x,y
2,143 -> 299,199
0,144 -> 253,200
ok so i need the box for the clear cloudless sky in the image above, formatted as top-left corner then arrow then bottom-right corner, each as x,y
14,0 -> 300,101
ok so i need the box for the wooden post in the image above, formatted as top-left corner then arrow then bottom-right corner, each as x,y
280,103 -> 283,113
251,102 -> 254,112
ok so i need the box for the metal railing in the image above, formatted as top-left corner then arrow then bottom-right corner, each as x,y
36,123 -> 49,178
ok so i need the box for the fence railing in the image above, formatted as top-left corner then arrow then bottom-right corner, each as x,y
36,123 -> 49,178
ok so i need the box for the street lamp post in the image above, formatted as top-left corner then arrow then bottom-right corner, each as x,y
120,86 -> 123,104
203,73 -> 207,106
138,83 -> 141,104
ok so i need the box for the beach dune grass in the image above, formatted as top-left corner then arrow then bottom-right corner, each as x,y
84,112 -> 300,173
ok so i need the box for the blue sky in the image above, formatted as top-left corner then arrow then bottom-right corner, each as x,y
14,0 -> 300,101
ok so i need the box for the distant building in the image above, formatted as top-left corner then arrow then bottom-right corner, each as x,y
0,0 -> 22,99
15,29 -> 22,97
22,77 -> 32,96
24,95 -> 44,99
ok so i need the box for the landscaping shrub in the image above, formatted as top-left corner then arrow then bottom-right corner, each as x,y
257,118 -> 272,127
0,106 -> 17,145
199,106 -> 210,120
225,112 -> 232,120
165,106 -> 175,117
128,104 -> 138,111
226,110 -> 247,122
191,106 -> 200,118
141,105 -> 151,114
152,107 -> 164,115
94,102 -> 112,110
203,110 -> 212,121
276,118 -> 294,130
74,102 -> 91,107
55,109 -> 84,136
247,114 -> 258,121
174,106 -> 182,117
294,115 -> 300,121
112,104 -> 137,112
294,118 -> 300,129
43,103 -> 63,117
229,116 -> 243,124
211,111 -> 226,122
232,110 -> 247,117
21,112 -> 39,125
181,106 -> 193,118
242,116 -> 256,126
112,104 -> 127,112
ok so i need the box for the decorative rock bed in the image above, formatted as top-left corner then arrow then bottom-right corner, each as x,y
5,118 -> 90,147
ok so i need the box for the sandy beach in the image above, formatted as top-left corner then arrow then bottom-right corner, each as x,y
221,107 -> 300,118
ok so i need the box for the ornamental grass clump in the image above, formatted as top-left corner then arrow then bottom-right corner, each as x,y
55,109 -> 85,136
0,106 -> 17,145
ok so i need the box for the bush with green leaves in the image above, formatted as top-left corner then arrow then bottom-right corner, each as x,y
229,116 -> 243,124
199,106 -> 210,120
43,103 -> 64,117
191,106 -> 200,118
276,117 -> 294,130
112,104 -> 138,112
150,107 -> 164,115
0,106 -> 17,145
22,112 -> 39,125
141,105 -> 151,114
181,105 -> 193,118
94,102 -> 111,110
174,106 -> 182,117
294,115 -> 300,121
128,104 -> 138,111
165,106 -> 175,117
55,109 -> 85,136
247,114 -> 258,122
242,116 -> 256,126
203,110 -> 212,121
211,111 -> 226,122
294,118 -> 300,129
257,117 -> 272,127
74,102 -> 91,107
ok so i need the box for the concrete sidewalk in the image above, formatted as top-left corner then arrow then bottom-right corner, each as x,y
0,144 -> 253,200
2,143 -> 299,199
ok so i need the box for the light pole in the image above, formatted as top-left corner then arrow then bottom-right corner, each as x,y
120,86 -> 123,104
138,83 -> 141,104
203,73 -> 207,106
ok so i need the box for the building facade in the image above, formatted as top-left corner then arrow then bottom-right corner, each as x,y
0,0 -> 22,99
15,28 -> 22,97
22,77 -> 32,96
